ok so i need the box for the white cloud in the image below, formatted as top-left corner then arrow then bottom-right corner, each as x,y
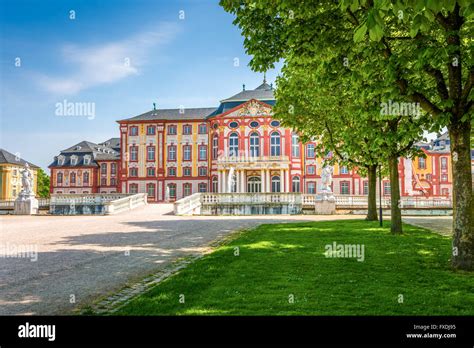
36,23 -> 179,95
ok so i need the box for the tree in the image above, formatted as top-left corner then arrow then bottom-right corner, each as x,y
220,0 -> 473,269
36,168 -> 50,198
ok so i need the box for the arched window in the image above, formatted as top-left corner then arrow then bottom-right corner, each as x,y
57,172 -> 63,185
212,177 -> 218,192
270,132 -> 281,156
212,134 -> 219,159
292,176 -> 300,193
229,132 -> 239,157
247,176 -> 262,193
249,132 -> 260,157
271,175 -> 281,192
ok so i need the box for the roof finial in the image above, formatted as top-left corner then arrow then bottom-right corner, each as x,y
263,72 -> 267,84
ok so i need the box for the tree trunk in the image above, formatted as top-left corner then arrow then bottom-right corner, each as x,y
388,155 -> 402,234
449,122 -> 474,270
366,164 -> 378,221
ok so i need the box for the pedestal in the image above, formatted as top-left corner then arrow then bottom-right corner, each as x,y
14,195 -> 39,215
314,191 -> 336,215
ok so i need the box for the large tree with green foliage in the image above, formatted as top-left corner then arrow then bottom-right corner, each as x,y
221,0 -> 473,270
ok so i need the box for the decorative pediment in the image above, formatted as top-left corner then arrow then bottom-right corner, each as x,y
220,99 -> 273,119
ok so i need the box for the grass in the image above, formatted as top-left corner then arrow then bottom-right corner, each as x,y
114,220 -> 474,315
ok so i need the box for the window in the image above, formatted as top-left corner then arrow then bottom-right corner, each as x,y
270,120 -> 280,127
271,176 -> 281,192
212,135 -> 219,159
363,181 -> 368,195
147,167 -> 156,177
110,178 -> 116,186
383,181 -> 391,195
229,132 -> 239,156
442,188 -> 449,196
183,124 -> 192,135
147,183 -> 155,198
70,172 -> 76,184
292,133 -> 300,157
129,126 -> 138,136
426,174 -> 432,181
70,156 -> 78,166
168,145 -> 176,161
198,183 -> 207,192
130,146 -> 138,161
58,156 -> 65,166
146,125 -> 155,135
168,167 -> 176,176
111,163 -> 117,175
199,145 -> 207,161
249,132 -> 260,157
183,183 -> 192,197
441,174 -> 448,182
340,181 -> 350,194
212,177 -> 218,192
168,184 -> 176,199
168,125 -> 177,135
147,146 -> 155,161
418,157 -> 426,169
306,144 -> 315,158
306,165 -> 316,175
198,124 -> 207,134
183,145 -> 192,161
441,157 -> 448,169
292,176 -> 301,193
270,131 -> 281,156
129,168 -> 138,177
198,167 -> 207,177
183,167 -> 192,176
129,184 -> 138,194
250,121 -> 259,128
307,182 -> 316,194
101,163 -> 107,175
229,121 -> 239,128
83,172 -> 89,184
340,166 -> 349,174
101,178 -> 107,186
84,155 -> 91,165
57,172 -> 63,184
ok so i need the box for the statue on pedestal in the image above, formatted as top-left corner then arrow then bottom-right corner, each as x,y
14,163 -> 38,215
315,165 -> 336,214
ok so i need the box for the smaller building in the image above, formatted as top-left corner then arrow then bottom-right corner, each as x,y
0,148 -> 39,200
49,139 -> 120,194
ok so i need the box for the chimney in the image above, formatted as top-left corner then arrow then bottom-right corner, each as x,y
243,84 -> 246,91
153,102 -> 156,110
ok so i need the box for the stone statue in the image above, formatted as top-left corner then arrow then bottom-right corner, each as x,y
320,165 -> 333,193
227,167 -> 236,193
20,163 -> 34,198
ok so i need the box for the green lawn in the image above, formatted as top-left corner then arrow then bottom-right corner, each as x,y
115,220 -> 474,315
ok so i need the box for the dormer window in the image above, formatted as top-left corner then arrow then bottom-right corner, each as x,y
84,155 -> 91,165
70,155 -> 78,166
58,156 -> 65,166
75,146 -> 82,150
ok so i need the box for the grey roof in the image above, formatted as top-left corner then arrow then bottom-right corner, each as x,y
49,140 -> 119,168
220,82 -> 274,103
119,107 -> 217,122
99,138 -> 120,151
0,148 -> 39,168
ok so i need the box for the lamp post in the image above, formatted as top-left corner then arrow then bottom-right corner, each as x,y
379,164 -> 383,227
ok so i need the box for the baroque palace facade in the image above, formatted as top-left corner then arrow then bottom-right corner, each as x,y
49,81 -> 458,202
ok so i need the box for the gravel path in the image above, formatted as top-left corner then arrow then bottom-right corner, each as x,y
0,205 -> 363,315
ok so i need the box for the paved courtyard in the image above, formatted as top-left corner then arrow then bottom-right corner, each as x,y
0,205 -> 371,315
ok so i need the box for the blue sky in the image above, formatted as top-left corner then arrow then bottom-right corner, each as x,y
0,0 -> 281,171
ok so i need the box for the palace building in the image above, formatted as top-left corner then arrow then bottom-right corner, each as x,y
0,148 -> 39,200
49,81 -> 461,202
